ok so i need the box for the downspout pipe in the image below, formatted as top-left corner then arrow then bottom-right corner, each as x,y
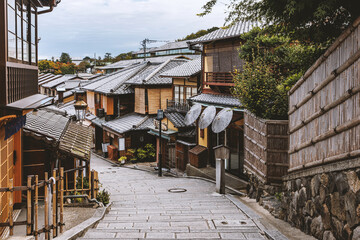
38,0 -> 56,15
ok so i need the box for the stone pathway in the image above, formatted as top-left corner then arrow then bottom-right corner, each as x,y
79,155 -> 275,239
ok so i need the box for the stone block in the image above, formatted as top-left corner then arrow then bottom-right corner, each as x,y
311,175 -> 321,197
310,216 -> 324,239
323,230 -> 336,240
330,192 -> 346,221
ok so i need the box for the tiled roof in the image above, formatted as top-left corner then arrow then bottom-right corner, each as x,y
160,58 -> 201,78
42,75 -> 76,89
39,75 -> 62,85
165,111 -> 194,128
149,41 -> 188,52
24,110 -> 69,141
188,22 -> 260,45
99,55 -> 199,70
84,64 -> 146,94
102,113 -> 155,134
127,59 -> 188,85
189,93 -> 242,107
59,122 -> 93,161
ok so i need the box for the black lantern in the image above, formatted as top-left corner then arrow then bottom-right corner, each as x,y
74,100 -> 88,123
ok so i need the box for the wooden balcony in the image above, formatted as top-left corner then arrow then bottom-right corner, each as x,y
166,100 -> 190,113
204,72 -> 234,86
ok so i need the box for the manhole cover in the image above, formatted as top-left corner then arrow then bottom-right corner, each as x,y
168,188 -> 187,193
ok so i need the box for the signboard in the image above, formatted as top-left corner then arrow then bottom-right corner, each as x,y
118,138 -> 125,151
102,143 -> 110,153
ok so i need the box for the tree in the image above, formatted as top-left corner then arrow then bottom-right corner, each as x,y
178,27 -> 219,41
199,0 -> 360,43
104,52 -> 113,62
78,61 -> 90,72
59,52 -> 72,63
231,27 -> 328,120
38,60 -> 55,73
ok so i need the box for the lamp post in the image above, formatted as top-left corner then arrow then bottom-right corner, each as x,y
157,109 -> 164,177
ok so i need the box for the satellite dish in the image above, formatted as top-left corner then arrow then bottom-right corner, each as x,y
184,104 -> 202,126
212,108 -> 233,133
198,106 -> 216,129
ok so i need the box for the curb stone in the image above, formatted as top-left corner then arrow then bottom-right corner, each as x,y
55,203 -> 112,240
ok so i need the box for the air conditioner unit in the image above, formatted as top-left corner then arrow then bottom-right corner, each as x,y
96,108 -> 105,118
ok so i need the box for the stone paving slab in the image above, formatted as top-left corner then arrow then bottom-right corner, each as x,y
78,154 -> 272,239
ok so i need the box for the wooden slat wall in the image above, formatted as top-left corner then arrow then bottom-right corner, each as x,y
288,21 -> 360,172
160,88 -> 172,110
0,128 -> 14,232
6,67 -> 38,104
135,88 -> 145,114
148,89 -> 160,114
244,111 -> 289,184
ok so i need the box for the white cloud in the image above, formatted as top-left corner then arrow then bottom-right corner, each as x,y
38,0 -> 228,59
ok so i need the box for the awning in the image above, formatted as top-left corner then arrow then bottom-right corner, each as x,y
5,94 -> 54,114
59,122 -> 93,161
148,128 -> 177,141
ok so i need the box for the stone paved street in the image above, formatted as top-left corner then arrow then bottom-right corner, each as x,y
79,154 -> 272,239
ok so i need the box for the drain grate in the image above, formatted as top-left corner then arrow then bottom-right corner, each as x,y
168,188 -> 187,193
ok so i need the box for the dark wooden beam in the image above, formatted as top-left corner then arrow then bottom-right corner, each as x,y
0,0 -> 8,108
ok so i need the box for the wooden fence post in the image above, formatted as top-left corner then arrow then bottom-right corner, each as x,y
60,168 -> 64,233
26,176 -> 32,236
52,169 -> 57,238
91,170 -> 95,199
44,172 -> 49,240
88,164 -> 91,198
34,175 -> 38,240
95,171 -> 98,197
9,178 -> 14,236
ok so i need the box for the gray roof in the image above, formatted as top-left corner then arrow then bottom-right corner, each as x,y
24,110 -> 69,141
160,58 -> 201,78
53,91 -> 74,101
99,55 -> 199,70
42,75 -> 76,89
45,100 -> 77,117
39,75 -> 62,85
188,22 -> 260,45
102,113 -> 155,134
189,93 -> 242,107
127,59 -> 188,85
165,111 -> 194,128
84,63 -> 147,95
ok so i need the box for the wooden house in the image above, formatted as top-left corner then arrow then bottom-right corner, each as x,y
185,23 -> 260,177
0,0 -> 60,233
148,58 -> 202,171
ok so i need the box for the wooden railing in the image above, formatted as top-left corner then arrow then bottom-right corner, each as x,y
204,72 -> 234,86
0,167 -> 99,239
63,166 -> 99,199
166,100 -> 190,112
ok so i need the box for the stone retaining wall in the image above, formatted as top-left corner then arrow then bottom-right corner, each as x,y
282,168 -> 360,240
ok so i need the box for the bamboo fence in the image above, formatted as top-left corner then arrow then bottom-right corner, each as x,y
0,167 -> 99,239
288,16 -> 360,172
244,111 -> 289,184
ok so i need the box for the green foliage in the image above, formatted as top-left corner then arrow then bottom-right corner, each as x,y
59,52 -> 72,63
96,189 -> 110,206
275,192 -> 282,201
198,0 -> 360,44
232,27 -> 328,120
178,27 -> 219,41
118,156 -> 127,163
76,176 -> 89,190
125,144 -> 156,163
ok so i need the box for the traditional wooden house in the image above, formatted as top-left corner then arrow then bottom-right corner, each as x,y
148,58 -> 202,171
185,23 -> 260,178
0,0 -> 60,233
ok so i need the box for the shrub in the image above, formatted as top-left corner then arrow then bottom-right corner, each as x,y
96,189 -> 110,206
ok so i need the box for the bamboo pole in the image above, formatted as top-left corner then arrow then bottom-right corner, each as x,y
34,175 -> 38,240
95,171 -> 98,197
44,172 -> 49,240
9,179 -> 14,236
52,169 -> 57,238
26,176 -> 32,235
88,164 -> 91,198
60,168 -> 64,233
66,172 -> 68,195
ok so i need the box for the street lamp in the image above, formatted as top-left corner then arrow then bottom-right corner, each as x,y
157,109 -> 164,177
74,100 -> 88,124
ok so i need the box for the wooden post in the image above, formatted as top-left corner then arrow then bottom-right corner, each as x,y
95,171 -> 98,197
60,168 -> 64,233
216,158 -> 225,194
88,164 -> 91,198
44,172 -> 49,240
34,175 -> 39,240
9,179 -> 14,236
26,176 -> 32,235
52,169 -> 57,238
91,170 -> 95,199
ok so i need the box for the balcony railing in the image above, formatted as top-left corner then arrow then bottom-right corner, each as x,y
205,72 -> 234,86
166,100 -> 190,112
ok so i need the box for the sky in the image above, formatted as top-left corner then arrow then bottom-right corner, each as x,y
38,0 -> 228,60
